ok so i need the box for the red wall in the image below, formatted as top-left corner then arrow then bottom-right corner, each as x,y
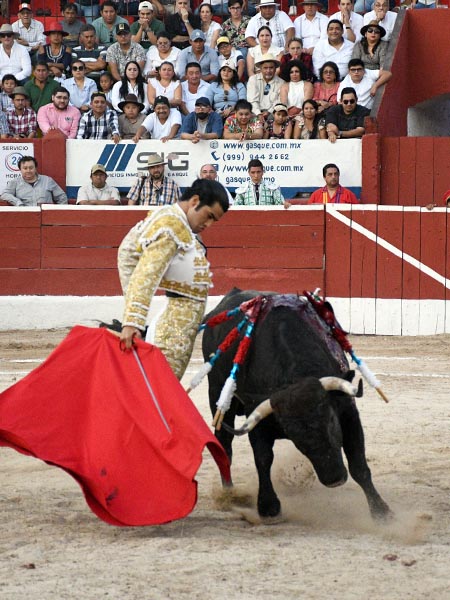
377,10 -> 450,137
1,207 -> 448,303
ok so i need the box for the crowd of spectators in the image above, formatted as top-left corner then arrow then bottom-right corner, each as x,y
0,0 -> 397,143
0,0 -> 403,205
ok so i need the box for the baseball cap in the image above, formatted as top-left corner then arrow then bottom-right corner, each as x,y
91,164 -> 107,174
217,36 -> 231,46
18,3 -> 32,11
195,96 -> 211,107
116,22 -> 130,34
154,95 -> 170,107
138,1 -> 154,9
190,29 -> 206,42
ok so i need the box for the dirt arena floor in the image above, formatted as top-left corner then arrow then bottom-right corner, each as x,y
0,329 -> 449,599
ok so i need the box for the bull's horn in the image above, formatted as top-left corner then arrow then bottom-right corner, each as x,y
221,399 -> 273,436
320,376 -> 358,397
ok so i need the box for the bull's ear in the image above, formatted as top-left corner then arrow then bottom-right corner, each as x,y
344,369 -> 355,382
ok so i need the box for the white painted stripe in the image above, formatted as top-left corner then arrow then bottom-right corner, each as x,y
0,371 -> 30,376
328,208 -> 450,289
374,372 -> 450,379
0,359 -> 43,364
359,356 -> 435,361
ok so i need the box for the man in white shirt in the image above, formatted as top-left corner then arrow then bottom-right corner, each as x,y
12,3 -> 46,58
294,0 -> 328,55
133,95 -> 181,142
77,163 -> 121,205
245,0 -> 295,52
363,0 -> 397,42
312,19 -> 354,79
328,0 -> 363,44
337,58 -> 392,109
0,24 -> 32,83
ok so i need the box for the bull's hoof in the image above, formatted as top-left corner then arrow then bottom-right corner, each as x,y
257,497 -> 281,519
233,507 -> 285,525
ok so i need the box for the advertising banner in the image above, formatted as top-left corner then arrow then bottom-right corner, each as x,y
66,139 -> 361,199
0,143 -> 35,184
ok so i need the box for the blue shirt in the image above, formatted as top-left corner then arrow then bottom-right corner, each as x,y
180,111 -> 223,137
176,46 -> 220,79
63,77 -> 98,109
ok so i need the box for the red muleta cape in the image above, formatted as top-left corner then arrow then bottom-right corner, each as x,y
0,326 -> 230,526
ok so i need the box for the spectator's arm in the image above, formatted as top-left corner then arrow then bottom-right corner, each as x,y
17,49 -> 32,81
371,69 -> 392,96
37,105 -> 51,135
108,61 -> 122,83
68,109 -> 81,139
50,180 -> 68,204
0,181 -> 22,206
76,114 -> 86,139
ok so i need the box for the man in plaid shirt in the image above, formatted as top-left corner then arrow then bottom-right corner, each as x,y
127,153 -> 180,206
234,158 -> 288,207
6,86 -> 37,138
77,92 -> 120,142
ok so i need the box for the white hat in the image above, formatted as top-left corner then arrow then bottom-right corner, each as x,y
257,0 -> 279,7
139,1 -> 154,10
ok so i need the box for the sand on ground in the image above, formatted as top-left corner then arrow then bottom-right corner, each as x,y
0,330 -> 449,599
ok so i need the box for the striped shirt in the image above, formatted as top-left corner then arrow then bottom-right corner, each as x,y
127,176 -> 180,206
76,108 -> 119,140
6,106 -> 37,137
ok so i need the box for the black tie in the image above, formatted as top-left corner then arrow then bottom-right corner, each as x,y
255,184 -> 260,204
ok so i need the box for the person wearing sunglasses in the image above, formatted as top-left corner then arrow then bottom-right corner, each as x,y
338,58 -> 391,110
62,60 -> 97,112
0,24 -> 32,83
307,163 -> 358,204
351,21 -> 388,72
324,86 -> 370,143
362,1 -> 397,43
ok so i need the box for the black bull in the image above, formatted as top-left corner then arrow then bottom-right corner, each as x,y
202,289 -> 391,520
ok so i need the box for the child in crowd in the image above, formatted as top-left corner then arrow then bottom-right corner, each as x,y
118,94 -> 149,140
98,71 -> 115,108
264,103 -> 292,140
0,75 -> 18,112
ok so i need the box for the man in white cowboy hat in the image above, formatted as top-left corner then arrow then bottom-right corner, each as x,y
0,24 -> 32,82
312,19 -> 354,79
246,53 -> 283,122
77,163 -> 121,205
294,1 -> 328,55
329,0 -> 363,44
245,0 -> 294,53
12,3 -> 46,55
127,153 -> 181,206
5,85 -> 37,138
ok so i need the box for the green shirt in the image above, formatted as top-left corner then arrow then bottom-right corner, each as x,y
24,78 -> 60,113
92,15 -> 128,46
130,18 -> 165,50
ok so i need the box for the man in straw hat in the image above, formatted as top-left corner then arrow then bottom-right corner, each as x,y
118,177 -> 229,379
245,0 -> 294,52
294,1 -> 328,55
76,163 -> 121,205
12,3 -> 46,56
246,53 -> 283,122
5,85 -> 37,138
0,24 -> 32,82
127,153 -> 181,206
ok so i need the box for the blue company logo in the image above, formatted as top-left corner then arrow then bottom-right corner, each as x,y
96,144 -> 136,172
